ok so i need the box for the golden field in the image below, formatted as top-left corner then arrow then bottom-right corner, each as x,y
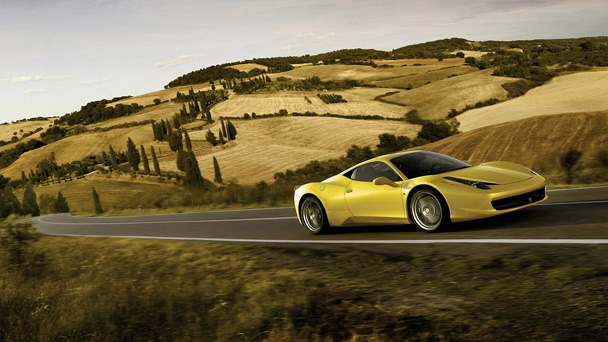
180,116 -> 419,183
457,69 -> 608,131
210,88 -> 409,119
423,110 -> 608,173
382,69 -> 513,120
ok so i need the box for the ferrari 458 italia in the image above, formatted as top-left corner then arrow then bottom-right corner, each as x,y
294,151 -> 547,233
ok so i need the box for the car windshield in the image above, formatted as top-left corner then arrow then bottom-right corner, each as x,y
390,151 -> 471,179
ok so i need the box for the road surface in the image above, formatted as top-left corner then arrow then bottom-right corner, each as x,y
32,187 -> 608,247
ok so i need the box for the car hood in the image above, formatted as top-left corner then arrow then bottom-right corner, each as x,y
446,164 -> 532,185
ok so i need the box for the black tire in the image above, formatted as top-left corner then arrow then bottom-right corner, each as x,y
409,189 -> 448,232
300,197 -> 329,235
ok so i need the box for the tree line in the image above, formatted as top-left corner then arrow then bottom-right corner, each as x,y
56,97 -> 143,126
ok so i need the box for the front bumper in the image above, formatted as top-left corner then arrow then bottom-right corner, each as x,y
445,176 -> 547,222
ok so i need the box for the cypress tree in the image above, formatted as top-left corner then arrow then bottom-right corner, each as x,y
206,129 -> 217,146
55,191 -> 70,213
176,150 -> 187,171
213,156 -> 222,183
218,129 -> 225,144
21,171 -> 27,184
126,137 -> 140,171
1,185 -> 22,217
109,145 -> 118,169
184,151 -> 203,188
227,120 -> 237,140
92,186 -> 103,214
22,183 -> 40,216
221,118 -> 227,138
140,145 -> 150,175
150,146 -> 161,176
205,108 -> 212,124
184,130 -> 192,152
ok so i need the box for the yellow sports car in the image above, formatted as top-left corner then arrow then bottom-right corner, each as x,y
294,151 -> 547,233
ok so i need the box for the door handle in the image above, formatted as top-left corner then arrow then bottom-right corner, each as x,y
346,188 -> 353,193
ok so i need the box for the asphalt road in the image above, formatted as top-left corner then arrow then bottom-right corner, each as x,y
32,186 -> 608,247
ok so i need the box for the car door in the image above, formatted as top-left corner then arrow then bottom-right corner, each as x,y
344,161 -> 406,224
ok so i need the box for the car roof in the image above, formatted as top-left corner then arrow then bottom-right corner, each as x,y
342,150 -> 422,173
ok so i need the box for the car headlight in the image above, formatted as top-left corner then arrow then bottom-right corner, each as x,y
444,176 -> 496,190
528,168 -> 540,176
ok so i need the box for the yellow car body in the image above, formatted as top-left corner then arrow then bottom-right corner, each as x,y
294,151 -> 547,233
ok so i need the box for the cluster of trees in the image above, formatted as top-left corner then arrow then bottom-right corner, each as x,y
0,177 -> 69,219
446,98 -> 500,118
462,37 -> 608,95
56,97 -> 143,126
391,38 -> 471,59
0,127 -> 45,146
232,75 -> 272,94
39,125 -> 68,144
206,118 -> 237,146
0,140 -> 46,169
317,93 -> 347,104
165,65 -> 265,89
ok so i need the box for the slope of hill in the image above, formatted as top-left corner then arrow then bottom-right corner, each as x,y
272,58 -> 469,84
422,110 -> 608,174
382,69 -> 513,120
176,116 -> 419,184
210,88 -> 409,119
457,69 -> 608,131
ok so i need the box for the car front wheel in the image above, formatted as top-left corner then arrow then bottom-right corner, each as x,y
300,197 -> 329,234
409,189 -> 447,232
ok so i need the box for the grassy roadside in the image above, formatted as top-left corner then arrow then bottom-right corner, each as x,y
1,232 -> 607,341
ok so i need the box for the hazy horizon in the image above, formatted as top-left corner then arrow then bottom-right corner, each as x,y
2,0 -> 607,122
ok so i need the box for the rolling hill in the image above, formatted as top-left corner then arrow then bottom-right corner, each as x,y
457,69 -> 608,131
1,36 -> 607,214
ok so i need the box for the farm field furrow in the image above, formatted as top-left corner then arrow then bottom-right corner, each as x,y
211,89 -> 409,119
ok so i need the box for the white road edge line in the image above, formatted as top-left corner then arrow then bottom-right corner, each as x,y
35,200 -> 608,226
36,216 -> 297,225
40,233 -> 608,245
547,185 -> 608,191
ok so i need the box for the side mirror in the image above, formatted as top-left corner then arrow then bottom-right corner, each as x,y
373,177 -> 398,187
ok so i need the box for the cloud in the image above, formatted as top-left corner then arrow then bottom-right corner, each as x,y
151,54 -> 206,68
80,77 -> 110,85
24,88 -> 44,93
282,32 -> 336,50
3,75 -> 44,83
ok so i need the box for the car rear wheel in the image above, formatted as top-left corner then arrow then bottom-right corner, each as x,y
409,189 -> 446,232
301,197 -> 329,234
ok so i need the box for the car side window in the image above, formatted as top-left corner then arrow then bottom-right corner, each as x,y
353,162 -> 402,182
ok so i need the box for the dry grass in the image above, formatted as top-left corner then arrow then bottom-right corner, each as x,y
371,65 -> 477,89
89,101 -> 185,129
421,110 -> 608,175
20,173 -> 185,214
0,119 -> 56,152
457,69 -> 608,131
109,83 -> 212,107
1,125 -> 155,179
170,116 -> 419,183
227,63 -> 268,72
272,58 -> 470,83
382,69 -> 513,120
211,88 -> 409,119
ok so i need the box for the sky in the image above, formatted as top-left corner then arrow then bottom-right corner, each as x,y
1,0 -> 607,123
